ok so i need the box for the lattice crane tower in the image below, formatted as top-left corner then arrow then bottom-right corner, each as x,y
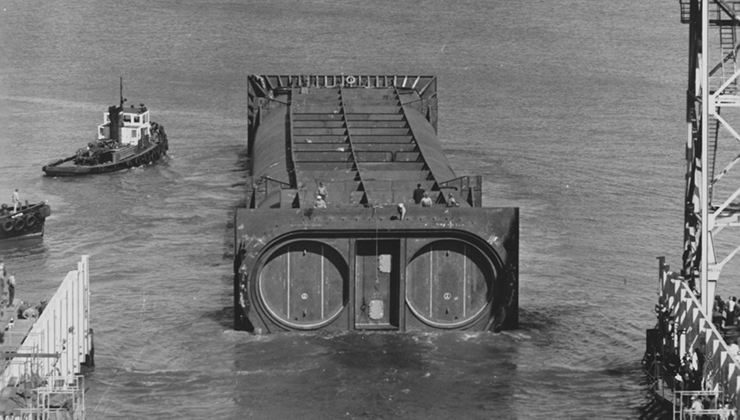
681,0 -> 740,313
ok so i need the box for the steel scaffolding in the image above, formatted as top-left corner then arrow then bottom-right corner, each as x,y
681,0 -> 740,313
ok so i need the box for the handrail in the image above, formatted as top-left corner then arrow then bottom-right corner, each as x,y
716,0 -> 740,24
259,176 -> 291,187
439,175 -> 482,206
2,201 -> 47,218
254,74 -> 437,91
439,176 -> 471,188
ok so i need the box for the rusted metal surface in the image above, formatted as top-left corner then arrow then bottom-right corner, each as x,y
235,74 -> 518,333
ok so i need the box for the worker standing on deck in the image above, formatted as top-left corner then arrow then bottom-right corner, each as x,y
713,296 -> 725,329
729,338 -> 740,361
35,299 -> 48,316
0,264 -> 5,308
727,297 -> 737,327
11,189 -> 20,212
397,203 -> 406,220
689,396 -> 704,414
420,192 -> 433,207
317,182 -> 328,201
314,195 -> 327,209
723,402 -> 737,420
446,193 -> 459,207
6,273 -> 15,307
413,184 -> 425,204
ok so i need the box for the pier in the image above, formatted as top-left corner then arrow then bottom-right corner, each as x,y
645,0 -> 740,418
0,255 -> 93,419
645,259 -> 740,417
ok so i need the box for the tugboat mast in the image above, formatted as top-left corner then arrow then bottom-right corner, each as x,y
119,76 -> 125,108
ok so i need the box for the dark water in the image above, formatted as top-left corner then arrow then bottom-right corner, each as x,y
0,0 -> 724,418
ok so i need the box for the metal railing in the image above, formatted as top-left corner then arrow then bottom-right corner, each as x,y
657,257 -> 740,411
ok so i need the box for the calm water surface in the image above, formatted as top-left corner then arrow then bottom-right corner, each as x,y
0,0 -> 723,418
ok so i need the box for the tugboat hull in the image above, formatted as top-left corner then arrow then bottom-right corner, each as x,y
0,202 -> 51,241
42,137 -> 168,177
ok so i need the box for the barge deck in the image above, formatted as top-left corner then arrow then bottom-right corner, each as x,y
234,74 -> 519,334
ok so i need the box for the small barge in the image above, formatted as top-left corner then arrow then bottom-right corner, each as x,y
234,74 -> 519,334
42,81 -> 168,177
0,201 -> 51,241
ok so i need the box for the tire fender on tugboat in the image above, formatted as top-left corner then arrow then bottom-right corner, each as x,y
13,217 -> 25,231
25,214 -> 37,228
1,220 -> 13,232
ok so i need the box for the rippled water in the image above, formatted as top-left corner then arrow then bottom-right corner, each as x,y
0,0 -> 721,418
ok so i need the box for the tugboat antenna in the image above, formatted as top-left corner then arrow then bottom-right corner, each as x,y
119,77 -> 124,108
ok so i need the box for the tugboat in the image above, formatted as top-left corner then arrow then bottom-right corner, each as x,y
0,201 -> 51,240
42,80 -> 168,176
